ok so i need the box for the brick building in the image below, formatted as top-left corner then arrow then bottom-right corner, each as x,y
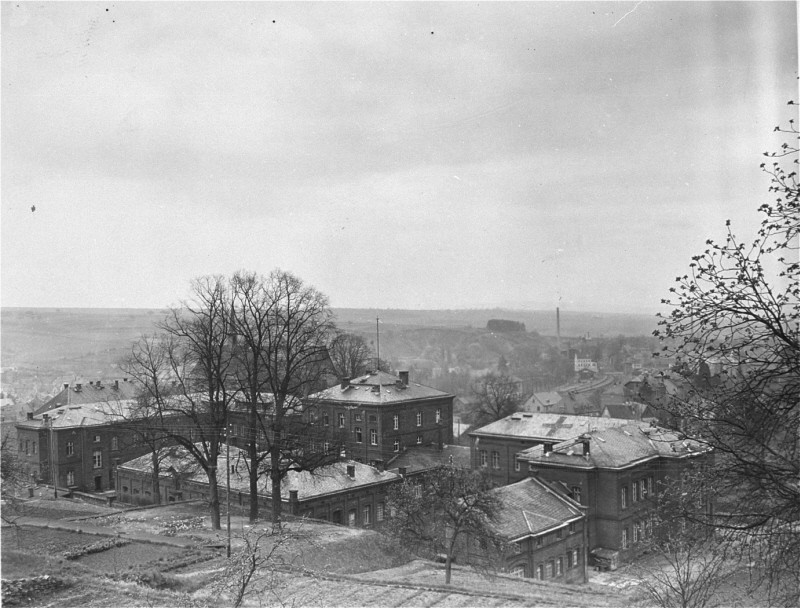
117,445 -> 401,528
459,477 -> 588,583
469,413 -> 633,486
308,370 -> 454,466
516,423 -> 711,563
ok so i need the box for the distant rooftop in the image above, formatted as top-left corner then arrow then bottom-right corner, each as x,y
35,379 -> 139,415
470,412 -> 632,442
310,370 -> 452,405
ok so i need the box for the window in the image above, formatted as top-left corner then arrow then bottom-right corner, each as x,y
416,412 -> 422,427
556,527 -> 563,540
435,409 -> 441,423
363,505 -> 371,525
376,503 -> 385,522
66,470 -> 75,486
491,451 -> 500,469
556,558 -> 563,576
645,518 -> 653,538
536,536 -> 543,548
32,441 -> 36,455
393,439 -> 400,452
632,481 -> 638,503
66,442 -> 74,457
393,415 -> 399,430
633,522 -> 641,543
510,565 -> 525,578
25,440 -> 29,455
514,459 -> 520,472
354,413 -> 362,422
338,413 -> 345,428
621,486 -> 628,509
621,528 -> 629,549
94,434 -> 101,443
647,477 -> 654,498
640,480 -> 646,501
323,411 -> 329,426
93,450 -> 102,469
479,450 -> 488,467
571,486 -> 582,504
111,436 -> 119,451
572,548 -> 580,568
569,522 -> 576,534
323,442 -> 330,453
511,541 -> 522,553
370,429 -> 377,445
536,565 -> 544,580
546,561 -> 554,578
567,550 -> 573,569
348,510 -> 356,527
355,427 -> 362,443
416,435 -> 422,445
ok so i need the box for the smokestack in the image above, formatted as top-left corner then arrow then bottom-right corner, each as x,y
399,371 -> 409,386
346,464 -> 356,478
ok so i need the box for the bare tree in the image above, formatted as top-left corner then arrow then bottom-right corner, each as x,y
327,331 -> 371,379
654,113 -> 799,604
469,372 -> 522,426
386,464 -> 505,584
124,276 -> 237,530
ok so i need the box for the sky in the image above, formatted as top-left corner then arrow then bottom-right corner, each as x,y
1,1 -> 797,314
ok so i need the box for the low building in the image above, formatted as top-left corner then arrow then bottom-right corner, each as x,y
117,445 -> 402,528
516,423 -> 711,564
469,413 -> 633,485
457,477 -> 588,583
386,444 -> 471,477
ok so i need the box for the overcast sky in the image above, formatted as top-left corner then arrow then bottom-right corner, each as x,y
2,2 -> 797,314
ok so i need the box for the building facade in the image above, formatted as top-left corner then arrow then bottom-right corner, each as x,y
309,370 -> 454,466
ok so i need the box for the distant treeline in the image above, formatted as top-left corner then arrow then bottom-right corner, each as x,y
486,319 -> 526,333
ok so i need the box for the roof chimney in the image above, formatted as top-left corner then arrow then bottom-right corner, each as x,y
341,377 -> 350,389
96,380 -> 102,387
581,434 -> 591,456
398,371 -> 409,386
43,413 -> 49,421
374,460 -> 384,472
114,380 -> 119,390
346,464 -> 356,479
63,383 -> 69,390
75,383 -> 82,392
27,412 -> 34,420
543,443 -> 552,455
398,466 -> 407,477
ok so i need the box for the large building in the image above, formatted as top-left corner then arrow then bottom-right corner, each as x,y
309,370 -> 454,466
469,413 -> 633,485
516,423 -> 711,563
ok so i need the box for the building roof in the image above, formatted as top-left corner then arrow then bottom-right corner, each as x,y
601,402 -> 658,421
310,370 -> 452,405
35,380 -> 140,415
470,413 -> 632,442
386,445 -> 471,474
120,445 -> 400,501
489,477 -> 584,541
17,399 -> 141,430
517,423 -> 709,470
522,392 -> 563,411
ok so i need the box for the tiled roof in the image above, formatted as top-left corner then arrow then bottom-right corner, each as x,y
522,392 -> 563,411
518,423 -> 709,469
470,413 -> 631,441
489,478 -> 584,541
35,380 -> 140,415
386,445 -> 471,473
121,446 -> 400,500
310,371 -> 452,405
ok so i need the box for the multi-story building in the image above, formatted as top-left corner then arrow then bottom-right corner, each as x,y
469,413 -> 633,486
308,370 -> 454,466
460,477 -> 588,583
516,423 -> 711,563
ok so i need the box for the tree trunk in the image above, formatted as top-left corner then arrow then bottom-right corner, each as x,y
207,465 -> 221,530
248,403 -> 259,523
270,445 -> 282,527
150,449 -> 161,505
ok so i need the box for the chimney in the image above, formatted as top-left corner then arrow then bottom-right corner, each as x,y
341,377 -> 350,389
581,434 -> 591,456
374,460 -> 384,472
398,466 -> 407,477
75,383 -> 82,392
43,413 -> 49,421
543,443 -> 552,455
96,380 -> 102,388
398,371 -> 409,386
63,383 -> 69,390
27,412 -> 34,420
346,464 -> 356,479
89,381 -> 94,386
114,380 -> 119,390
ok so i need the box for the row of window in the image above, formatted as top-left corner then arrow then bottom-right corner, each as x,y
322,410 -> 442,430
621,519 -> 653,549
511,549 -> 581,579
620,477 -> 654,509
478,450 -> 500,469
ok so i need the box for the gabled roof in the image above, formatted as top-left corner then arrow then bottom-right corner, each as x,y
518,423 -> 709,470
386,445 -> 471,474
18,399 -> 140,430
35,380 -> 140,415
523,392 -> 563,410
470,413 -> 631,442
489,477 -> 584,541
310,371 -> 452,405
